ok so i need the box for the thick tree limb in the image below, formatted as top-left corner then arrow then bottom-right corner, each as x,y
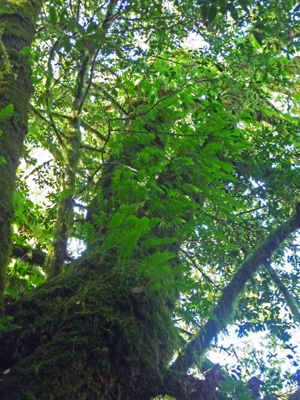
171,208 -> 300,374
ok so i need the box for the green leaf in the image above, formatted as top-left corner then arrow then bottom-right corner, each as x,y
4,287 -> 20,300
208,5 -> 217,23
0,3 -> 14,14
49,6 -> 58,25
0,316 -> 21,332
86,21 -> 98,33
227,3 -> 238,21
239,0 -> 249,12
253,30 -> 264,45
219,0 -> 227,14
19,46 -> 31,56
200,4 -> 209,21
0,104 -> 14,120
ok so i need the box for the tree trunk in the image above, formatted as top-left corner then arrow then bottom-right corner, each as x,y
0,264 -> 179,399
0,127 -> 181,399
0,0 -> 42,315
2,117 -> 300,399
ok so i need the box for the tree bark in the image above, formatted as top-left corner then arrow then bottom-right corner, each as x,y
0,0 -> 42,315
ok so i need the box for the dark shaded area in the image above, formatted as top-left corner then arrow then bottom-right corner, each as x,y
11,244 -> 46,266
0,260 -> 179,400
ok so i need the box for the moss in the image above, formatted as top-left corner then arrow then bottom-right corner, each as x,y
5,0 -> 42,26
0,262 -> 178,399
0,0 -> 42,315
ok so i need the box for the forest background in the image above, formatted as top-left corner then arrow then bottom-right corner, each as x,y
1,0 -> 300,399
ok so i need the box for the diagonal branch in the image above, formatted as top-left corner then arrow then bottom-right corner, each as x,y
92,82 -> 129,115
11,244 -> 46,266
263,260 -> 300,323
171,206 -> 300,374
31,106 -> 106,142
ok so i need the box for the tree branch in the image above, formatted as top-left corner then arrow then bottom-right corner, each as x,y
171,207 -> 300,374
92,82 -> 129,115
31,106 -> 107,142
11,244 -> 46,267
263,260 -> 300,323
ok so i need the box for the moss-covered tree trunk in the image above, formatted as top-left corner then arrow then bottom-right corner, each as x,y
0,130 -> 180,399
1,116 -> 300,399
0,0 -> 42,315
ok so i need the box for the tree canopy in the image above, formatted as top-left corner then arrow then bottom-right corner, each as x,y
1,0 -> 300,399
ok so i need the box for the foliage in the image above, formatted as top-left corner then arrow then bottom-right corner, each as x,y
2,0 -> 300,399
